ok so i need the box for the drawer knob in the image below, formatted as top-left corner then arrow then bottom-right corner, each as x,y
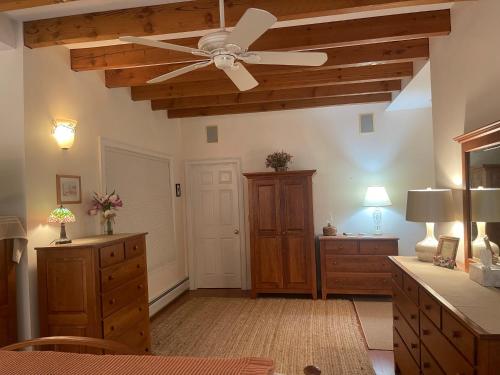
422,329 -> 430,336
110,252 -> 115,257
109,298 -> 116,305
411,343 -> 418,349
452,330 -> 462,338
139,307 -> 143,312
134,245 -> 139,250
145,348 -> 149,352
339,246 -> 344,250
108,275 -> 114,281
138,284 -> 144,290
393,316 -> 399,321
110,325 -> 115,331
407,286 -> 412,292
393,343 -> 399,348
410,314 -> 417,320
424,304 -> 432,310
137,264 -> 141,269
139,331 -> 145,337
423,362 -> 430,369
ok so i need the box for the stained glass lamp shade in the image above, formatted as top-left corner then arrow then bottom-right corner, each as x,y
48,206 -> 76,244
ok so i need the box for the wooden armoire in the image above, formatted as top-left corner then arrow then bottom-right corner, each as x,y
0,239 -> 17,347
244,170 -> 317,299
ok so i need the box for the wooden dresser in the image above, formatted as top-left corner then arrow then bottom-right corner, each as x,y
244,170 -> 317,299
319,236 -> 398,299
390,256 -> 500,375
36,233 -> 151,353
0,239 -> 17,346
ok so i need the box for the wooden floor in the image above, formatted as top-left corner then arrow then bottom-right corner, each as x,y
152,289 -> 395,375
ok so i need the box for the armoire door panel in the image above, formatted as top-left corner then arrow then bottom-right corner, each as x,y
280,178 -> 308,234
254,180 -> 280,235
283,236 -> 310,288
254,236 -> 283,289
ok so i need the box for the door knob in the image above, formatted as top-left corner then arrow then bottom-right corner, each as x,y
234,229 -> 240,234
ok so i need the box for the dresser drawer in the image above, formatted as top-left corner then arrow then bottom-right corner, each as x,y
101,276 -> 148,318
359,240 -> 398,255
393,305 -> 420,364
103,298 -> 148,338
391,262 -> 403,289
421,344 -> 445,375
321,240 -> 358,255
99,243 -> 125,268
326,273 -> 391,291
125,236 -> 146,259
393,329 -> 419,375
392,282 -> 419,334
100,256 -> 146,293
420,312 -> 474,375
403,273 -> 419,305
442,310 -> 475,365
107,318 -> 151,354
324,255 -> 391,273
419,288 -> 441,329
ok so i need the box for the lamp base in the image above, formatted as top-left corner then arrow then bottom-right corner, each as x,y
415,222 -> 438,262
56,223 -> 72,245
55,238 -> 72,245
472,237 -> 499,259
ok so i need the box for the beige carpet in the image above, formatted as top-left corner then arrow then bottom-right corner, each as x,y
353,298 -> 393,351
151,297 -> 375,375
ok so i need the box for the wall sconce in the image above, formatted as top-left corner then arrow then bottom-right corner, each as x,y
52,119 -> 77,149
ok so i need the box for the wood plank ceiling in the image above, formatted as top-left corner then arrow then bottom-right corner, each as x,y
17,0 -> 472,118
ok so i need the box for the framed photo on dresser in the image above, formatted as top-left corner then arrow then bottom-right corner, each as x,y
433,235 -> 459,269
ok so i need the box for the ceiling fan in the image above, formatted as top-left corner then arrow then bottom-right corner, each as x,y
119,0 -> 328,91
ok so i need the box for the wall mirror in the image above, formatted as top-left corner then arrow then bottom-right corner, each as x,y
455,121 -> 500,269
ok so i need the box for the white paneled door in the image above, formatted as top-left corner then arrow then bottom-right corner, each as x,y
189,162 -> 243,289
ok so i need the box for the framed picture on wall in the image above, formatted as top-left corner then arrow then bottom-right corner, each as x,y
56,175 -> 82,204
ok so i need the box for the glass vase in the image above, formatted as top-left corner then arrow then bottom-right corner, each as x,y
105,218 -> 113,235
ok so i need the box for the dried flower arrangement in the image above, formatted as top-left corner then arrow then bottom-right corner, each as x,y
265,151 -> 293,172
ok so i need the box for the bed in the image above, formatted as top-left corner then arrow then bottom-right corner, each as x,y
0,336 -> 321,375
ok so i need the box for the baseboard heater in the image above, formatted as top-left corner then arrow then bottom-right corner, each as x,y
148,277 -> 189,317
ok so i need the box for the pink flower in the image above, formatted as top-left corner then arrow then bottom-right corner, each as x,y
88,208 -> 98,216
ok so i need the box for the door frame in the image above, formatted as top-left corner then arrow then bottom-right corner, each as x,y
185,158 -> 248,290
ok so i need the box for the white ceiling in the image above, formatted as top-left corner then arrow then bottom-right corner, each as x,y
5,1 -> 456,49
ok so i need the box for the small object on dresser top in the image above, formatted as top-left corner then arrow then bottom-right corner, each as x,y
322,222 -> 337,236
470,238 -> 500,287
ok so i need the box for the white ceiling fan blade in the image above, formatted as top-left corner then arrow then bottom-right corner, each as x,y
224,8 -> 277,51
223,63 -> 258,91
242,51 -> 328,66
147,61 -> 213,84
119,36 -> 205,56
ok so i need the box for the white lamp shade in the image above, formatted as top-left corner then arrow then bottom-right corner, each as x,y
406,189 -> 455,222
363,186 -> 392,207
471,188 -> 500,222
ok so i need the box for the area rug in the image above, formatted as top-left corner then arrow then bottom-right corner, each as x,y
353,297 -> 393,351
151,297 -> 375,375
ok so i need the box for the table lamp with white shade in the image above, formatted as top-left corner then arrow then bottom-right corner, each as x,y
471,187 -> 500,258
363,186 -> 392,235
406,188 -> 455,262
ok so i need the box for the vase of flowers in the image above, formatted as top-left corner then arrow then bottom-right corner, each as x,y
88,191 -> 123,235
265,151 -> 293,172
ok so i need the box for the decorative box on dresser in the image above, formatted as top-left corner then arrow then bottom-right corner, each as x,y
319,236 -> 398,299
0,239 -> 17,346
244,170 -> 317,299
390,256 -> 500,375
36,233 -> 151,353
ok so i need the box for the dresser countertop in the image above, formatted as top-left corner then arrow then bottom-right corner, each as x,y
319,235 -> 399,240
35,233 -> 147,250
390,256 -> 500,335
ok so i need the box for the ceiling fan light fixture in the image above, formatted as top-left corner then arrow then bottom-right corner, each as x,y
214,54 -> 236,70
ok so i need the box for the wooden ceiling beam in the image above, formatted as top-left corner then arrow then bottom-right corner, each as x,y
24,1 -> 462,48
106,39 -> 428,88
151,80 -> 402,111
131,62 -> 412,101
167,93 -> 393,118
71,10 -> 447,71
0,0 -> 76,11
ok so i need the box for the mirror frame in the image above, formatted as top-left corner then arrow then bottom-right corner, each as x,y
454,120 -> 500,270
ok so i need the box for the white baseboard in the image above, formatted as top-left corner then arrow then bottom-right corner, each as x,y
149,277 -> 189,317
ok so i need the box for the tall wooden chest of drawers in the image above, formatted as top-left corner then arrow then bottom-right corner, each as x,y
390,256 -> 500,375
36,233 -> 151,353
0,239 -> 17,346
319,236 -> 398,299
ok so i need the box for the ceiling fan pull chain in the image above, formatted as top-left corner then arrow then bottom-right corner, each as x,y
219,0 -> 226,30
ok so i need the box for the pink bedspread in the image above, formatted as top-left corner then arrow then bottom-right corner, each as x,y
0,351 -> 275,375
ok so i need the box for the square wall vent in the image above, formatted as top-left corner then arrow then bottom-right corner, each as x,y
206,125 -> 218,143
359,113 -> 375,134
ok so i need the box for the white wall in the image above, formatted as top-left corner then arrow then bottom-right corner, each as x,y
22,45 -> 187,335
430,0 -> 500,261
0,24 -> 31,340
180,104 -> 436,256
